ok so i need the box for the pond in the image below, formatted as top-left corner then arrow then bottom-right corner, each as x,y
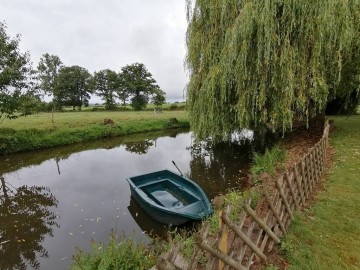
0,129 -> 267,270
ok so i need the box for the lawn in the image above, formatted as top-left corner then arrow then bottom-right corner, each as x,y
280,115 -> 360,269
1,110 -> 188,130
0,110 -> 189,154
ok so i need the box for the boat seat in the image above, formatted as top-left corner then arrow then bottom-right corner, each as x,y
150,190 -> 184,209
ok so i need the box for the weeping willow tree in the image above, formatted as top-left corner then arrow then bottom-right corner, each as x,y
186,0 -> 360,139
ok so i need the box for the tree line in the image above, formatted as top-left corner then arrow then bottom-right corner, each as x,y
37,54 -> 166,111
0,22 -> 166,125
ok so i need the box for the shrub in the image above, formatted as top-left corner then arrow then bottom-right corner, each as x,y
165,118 -> 181,128
169,104 -> 178,110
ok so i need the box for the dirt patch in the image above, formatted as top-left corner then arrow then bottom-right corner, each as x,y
280,123 -> 324,171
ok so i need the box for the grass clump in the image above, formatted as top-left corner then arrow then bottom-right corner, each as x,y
171,229 -> 196,260
250,145 -> 286,176
71,235 -> 164,270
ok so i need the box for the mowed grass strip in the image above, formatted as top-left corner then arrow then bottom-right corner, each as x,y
281,115 -> 360,270
1,110 -> 188,130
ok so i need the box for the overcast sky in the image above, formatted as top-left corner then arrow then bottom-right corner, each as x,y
0,0 -> 188,102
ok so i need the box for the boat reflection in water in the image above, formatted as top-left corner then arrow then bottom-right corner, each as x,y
128,197 -> 198,240
128,197 -> 168,239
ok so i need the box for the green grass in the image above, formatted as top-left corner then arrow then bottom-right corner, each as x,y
250,145 -> 286,176
282,115 -> 360,269
71,235 -> 166,270
0,111 -> 189,154
1,111 -> 188,130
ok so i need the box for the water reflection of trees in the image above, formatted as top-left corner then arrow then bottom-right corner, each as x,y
124,140 -> 154,154
188,138 -> 254,199
0,176 -> 59,270
188,130 -> 277,199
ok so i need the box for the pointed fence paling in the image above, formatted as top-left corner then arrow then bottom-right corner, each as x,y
157,121 -> 330,270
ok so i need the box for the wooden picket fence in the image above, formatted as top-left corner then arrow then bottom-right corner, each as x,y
156,120 -> 330,270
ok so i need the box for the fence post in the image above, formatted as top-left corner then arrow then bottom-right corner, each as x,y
284,171 -> 300,210
196,235 -> 246,270
218,206 -> 230,270
293,164 -> 305,206
304,154 -> 312,196
221,211 -> 267,261
243,204 -> 280,244
275,178 -> 294,220
262,188 -> 286,234
188,223 -> 210,270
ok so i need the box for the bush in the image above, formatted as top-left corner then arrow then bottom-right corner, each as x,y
36,101 -> 55,112
91,107 -> 106,112
91,106 -> 131,112
165,118 -> 181,128
169,104 -> 178,110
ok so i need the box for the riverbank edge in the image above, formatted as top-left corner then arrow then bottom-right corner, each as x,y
278,115 -> 360,269
0,118 -> 189,155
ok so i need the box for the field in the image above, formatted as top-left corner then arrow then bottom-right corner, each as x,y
1,110 -> 188,130
0,110 -> 189,154
280,115 -> 360,269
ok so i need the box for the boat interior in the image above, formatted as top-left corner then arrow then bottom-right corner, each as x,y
139,179 -> 198,209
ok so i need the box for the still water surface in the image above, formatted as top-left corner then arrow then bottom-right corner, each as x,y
0,129 -> 258,270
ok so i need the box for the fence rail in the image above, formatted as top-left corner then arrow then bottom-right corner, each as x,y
157,120 -> 330,270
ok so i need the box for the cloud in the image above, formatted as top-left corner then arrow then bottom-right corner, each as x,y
0,0 -> 188,101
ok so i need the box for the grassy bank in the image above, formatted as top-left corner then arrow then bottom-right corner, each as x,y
280,115 -> 360,269
0,111 -> 189,154
71,235 -> 166,270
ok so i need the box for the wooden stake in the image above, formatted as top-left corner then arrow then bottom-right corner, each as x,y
218,206 -> 230,270
284,172 -> 299,210
243,204 -> 280,243
263,189 -> 286,234
275,178 -> 293,220
294,164 -> 305,206
221,211 -> 267,261
196,236 -> 246,270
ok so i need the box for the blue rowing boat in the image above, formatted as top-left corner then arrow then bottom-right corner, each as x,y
126,170 -> 213,225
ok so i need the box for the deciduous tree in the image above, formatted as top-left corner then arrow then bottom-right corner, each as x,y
120,63 -> 159,110
0,22 -> 39,124
151,88 -> 166,108
115,72 -> 130,107
186,0 -> 360,139
53,66 -> 92,110
37,53 -> 63,95
93,69 -> 118,110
